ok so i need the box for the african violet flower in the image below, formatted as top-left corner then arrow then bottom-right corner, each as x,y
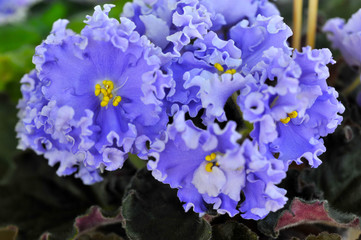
16,4 -> 173,184
123,0 -> 280,54
16,0 -> 345,222
123,0 -> 213,55
148,111 -> 287,218
123,0 -> 289,123
166,13 -> 292,124
0,0 -> 38,25
323,9 -> 361,68
166,30 -> 245,120
239,47 -> 344,168
199,0 -> 279,32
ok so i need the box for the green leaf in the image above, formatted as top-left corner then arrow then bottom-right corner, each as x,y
305,232 -> 342,240
0,25 -> 42,53
75,232 -> 125,240
0,151 -> 95,239
0,94 -> 19,180
257,198 -> 360,238
66,206 -> 125,240
212,221 -> 258,240
318,0 -> 361,20
90,162 -> 137,210
0,150 -> 136,240
0,47 -> 35,101
38,2 -> 67,28
75,206 -> 123,233
312,112 -> 361,216
121,168 -> 212,240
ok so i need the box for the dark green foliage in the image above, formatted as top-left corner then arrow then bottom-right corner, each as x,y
0,94 -> 18,179
305,232 -> 342,240
69,206 -> 126,240
258,198 -> 360,238
0,150 -> 136,240
0,151 -> 98,240
121,168 -> 212,240
212,221 -> 258,240
312,122 -> 361,216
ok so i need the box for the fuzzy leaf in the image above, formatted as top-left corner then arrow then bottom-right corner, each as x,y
67,206 -> 126,240
76,232 -> 125,240
212,221 -> 258,240
305,232 -> 342,240
40,206 -> 127,240
307,95 -> 361,215
121,168 -> 212,240
258,198 -> 360,238
0,151 -> 97,239
0,150 -> 136,240
0,94 -> 19,180
75,206 -> 123,233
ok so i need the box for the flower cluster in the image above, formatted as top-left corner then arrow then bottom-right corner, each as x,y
17,1 -> 344,220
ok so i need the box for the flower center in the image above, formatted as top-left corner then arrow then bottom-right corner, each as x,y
94,80 -> 122,107
204,152 -> 220,172
214,63 -> 236,74
280,111 -> 298,124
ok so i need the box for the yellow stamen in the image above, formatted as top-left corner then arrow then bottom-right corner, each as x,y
95,80 -> 122,108
215,162 -> 220,167
225,69 -> 237,74
205,152 -> 217,161
214,63 -> 224,72
280,117 -> 291,124
288,111 -> 298,119
95,89 -> 101,96
100,88 -> 107,96
112,96 -> 122,106
100,101 -> 108,107
106,81 -> 114,89
205,162 -> 213,172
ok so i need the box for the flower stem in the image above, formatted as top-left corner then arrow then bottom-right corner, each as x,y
231,92 -> 254,140
306,0 -> 319,48
128,153 -> 146,169
231,92 -> 242,118
342,76 -> 361,97
292,0 -> 303,51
